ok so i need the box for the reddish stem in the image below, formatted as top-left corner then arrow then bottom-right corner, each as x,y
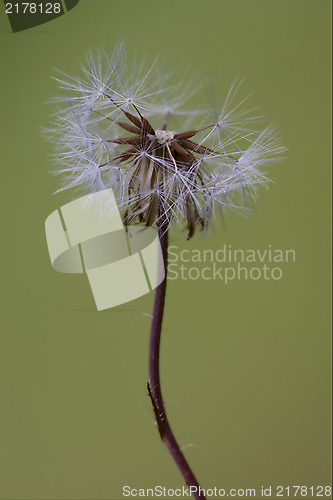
148,228 -> 206,500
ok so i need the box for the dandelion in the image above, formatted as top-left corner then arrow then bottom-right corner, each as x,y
46,45 -> 284,500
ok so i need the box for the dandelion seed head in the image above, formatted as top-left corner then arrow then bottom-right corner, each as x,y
45,45 -> 285,239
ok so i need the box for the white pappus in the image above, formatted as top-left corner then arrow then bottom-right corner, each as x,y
45,44 -> 285,239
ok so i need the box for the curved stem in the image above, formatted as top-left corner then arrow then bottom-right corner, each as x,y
148,228 -> 206,500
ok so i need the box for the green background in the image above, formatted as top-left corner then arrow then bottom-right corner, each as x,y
0,1 -> 331,499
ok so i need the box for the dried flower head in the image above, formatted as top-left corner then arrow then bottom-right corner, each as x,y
46,45 -> 284,238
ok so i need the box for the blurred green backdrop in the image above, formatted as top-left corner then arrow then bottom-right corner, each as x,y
0,1 -> 331,499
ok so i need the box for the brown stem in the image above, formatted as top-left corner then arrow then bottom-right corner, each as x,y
148,228 -> 206,500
